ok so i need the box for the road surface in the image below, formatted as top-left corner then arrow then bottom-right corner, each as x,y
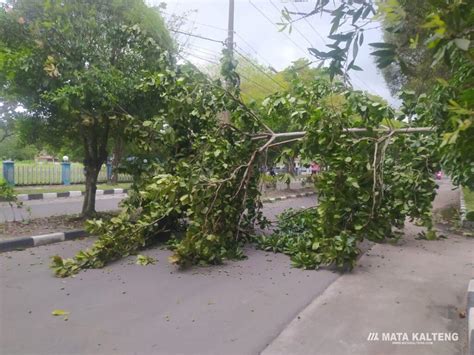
0,196 -> 337,355
0,194 -> 126,222
1,180 -> 308,223
262,178 -> 472,355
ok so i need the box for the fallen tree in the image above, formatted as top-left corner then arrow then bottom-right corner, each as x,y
51,66 -> 439,276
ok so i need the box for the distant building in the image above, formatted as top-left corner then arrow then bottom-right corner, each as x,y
36,153 -> 56,163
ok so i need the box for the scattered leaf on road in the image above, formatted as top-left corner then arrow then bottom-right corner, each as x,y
136,255 -> 156,265
51,309 -> 69,320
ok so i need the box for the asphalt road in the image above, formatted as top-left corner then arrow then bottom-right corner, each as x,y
0,180 -> 308,223
0,196 -> 341,355
0,194 -> 126,222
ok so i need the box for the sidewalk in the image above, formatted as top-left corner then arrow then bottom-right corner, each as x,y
262,179 -> 474,355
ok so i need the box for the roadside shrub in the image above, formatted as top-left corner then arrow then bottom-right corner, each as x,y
466,211 -> 474,222
0,178 -> 18,205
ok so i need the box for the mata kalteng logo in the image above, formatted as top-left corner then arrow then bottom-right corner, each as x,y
367,332 -> 459,345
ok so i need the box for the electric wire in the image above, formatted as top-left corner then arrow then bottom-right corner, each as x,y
290,1 -> 327,44
269,0 -> 315,48
233,48 -> 287,90
163,8 -> 280,71
248,0 -> 309,56
169,29 -> 225,44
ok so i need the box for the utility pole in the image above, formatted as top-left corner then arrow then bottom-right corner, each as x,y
227,0 -> 235,60
220,0 -> 235,125
225,0 -> 235,90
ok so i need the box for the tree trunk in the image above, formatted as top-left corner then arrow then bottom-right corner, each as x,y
111,135 -> 124,184
287,157 -> 296,175
81,115 -> 109,218
82,164 -> 100,218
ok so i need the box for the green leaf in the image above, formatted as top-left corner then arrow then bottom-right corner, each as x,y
328,32 -> 354,42
371,49 -> 396,57
52,309 -> 69,316
351,181 -> 360,189
330,14 -> 342,35
369,42 -> 396,49
352,7 -> 364,24
453,38 -> 470,51
52,309 -> 70,320
362,5 -> 372,19
350,64 -> 363,71
308,48 -> 332,59
376,58 -> 395,69
136,255 -> 156,265
352,40 -> 359,60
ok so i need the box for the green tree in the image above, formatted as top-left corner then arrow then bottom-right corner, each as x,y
376,0 -> 451,96
238,57 -> 288,104
0,102 -> 16,144
0,134 -> 38,160
281,0 -> 473,188
0,0 -> 173,216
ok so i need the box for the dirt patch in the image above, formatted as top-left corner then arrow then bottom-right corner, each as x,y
0,212 -> 118,239
0,189 -> 314,240
0,215 -> 85,239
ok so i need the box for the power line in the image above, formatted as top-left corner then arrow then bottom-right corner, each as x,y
239,72 -> 280,94
177,52 -> 277,102
175,22 -> 375,94
234,48 -> 286,90
275,2 -> 378,94
182,43 -> 283,92
184,41 -> 315,89
169,29 -> 225,44
180,35 -> 280,79
290,1 -> 327,44
248,0 -> 309,57
179,10 -> 199,50
269,0 -> 315,48
161,10 -> 229,33
187,43 -> 222,58
234,38 -> 277,70
182,51 -> 220,65
168,6 -> 375,94
162,8 -> 280,72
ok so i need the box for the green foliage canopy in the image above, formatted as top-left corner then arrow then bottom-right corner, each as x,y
0,0 -> 173,215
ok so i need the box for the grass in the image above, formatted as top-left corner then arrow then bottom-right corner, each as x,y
14,182 -> 131,195
12,161 -> 132,185
463,187 -> 474,211
462,187 -> 474,222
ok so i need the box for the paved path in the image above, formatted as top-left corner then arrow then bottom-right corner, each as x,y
0,194 -> 127,222
1,182 -> 309,223
262,179 -> 474,355
0,196 -> 338,355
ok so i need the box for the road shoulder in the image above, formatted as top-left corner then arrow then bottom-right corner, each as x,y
262,180 -> 473,355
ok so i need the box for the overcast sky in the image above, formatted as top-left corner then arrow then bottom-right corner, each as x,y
149,0 -> 398,106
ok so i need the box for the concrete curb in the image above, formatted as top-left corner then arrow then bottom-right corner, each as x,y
0,229 -> 89,253
10,188 -> 128,202
0,191 -> 316,253
261,191 -> 316,204
468,280 -> 474,355
460,188 -> 474,229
